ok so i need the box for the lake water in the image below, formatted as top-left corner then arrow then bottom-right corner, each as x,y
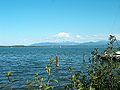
0,45 -> 106,89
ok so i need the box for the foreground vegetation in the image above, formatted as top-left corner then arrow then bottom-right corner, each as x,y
0,35 -> 120,90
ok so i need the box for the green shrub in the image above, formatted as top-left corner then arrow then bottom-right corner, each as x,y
64,35 -> 120,90
26,57 -> 58,90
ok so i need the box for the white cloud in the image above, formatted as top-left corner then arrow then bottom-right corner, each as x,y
55,32 -> 70,38
54,33 -> 108,42
76,35 -> 81,38
33,32 -> 119,43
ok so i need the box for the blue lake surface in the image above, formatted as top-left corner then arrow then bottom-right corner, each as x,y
0,45 -> 106,88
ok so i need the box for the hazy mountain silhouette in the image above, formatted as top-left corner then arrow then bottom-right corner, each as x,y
31,40 -> 120,46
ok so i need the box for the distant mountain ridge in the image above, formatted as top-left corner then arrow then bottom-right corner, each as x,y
31,41 -> 80,46
80,40 -> 108,45
31,40 -> 120,46
1,40 -> 119,47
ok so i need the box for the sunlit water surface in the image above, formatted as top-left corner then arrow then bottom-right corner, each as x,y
0,45 -> 106,89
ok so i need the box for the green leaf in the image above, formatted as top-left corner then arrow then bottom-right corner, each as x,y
6,71 -> 12,77
47,86 -> 54,89
35,73 -> 38,77
71,75 -> 75,81
46,66 -> 51,75
64,85 -> 70,90
92,76 -> 98,80
69,67 -> 73,73
41,77 -> 44,81
90,85 -> 95,90
50,79 -> 58,83
35,84 -> 39,87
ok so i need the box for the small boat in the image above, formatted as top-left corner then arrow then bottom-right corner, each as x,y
101,51 -> 120,61
115,51 -> 120,57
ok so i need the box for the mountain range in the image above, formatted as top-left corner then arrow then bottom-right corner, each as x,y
31,41 -> 80,46
30,40 -> 120,46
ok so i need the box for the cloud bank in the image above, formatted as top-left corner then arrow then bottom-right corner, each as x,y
55,32 -> 70,39
52,32 -> 111,42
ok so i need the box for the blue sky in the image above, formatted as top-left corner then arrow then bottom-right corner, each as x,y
0,0 -> 120,45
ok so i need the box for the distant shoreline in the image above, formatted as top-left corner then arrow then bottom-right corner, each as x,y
0,44 -> 108,48
0,45 -> 51,47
